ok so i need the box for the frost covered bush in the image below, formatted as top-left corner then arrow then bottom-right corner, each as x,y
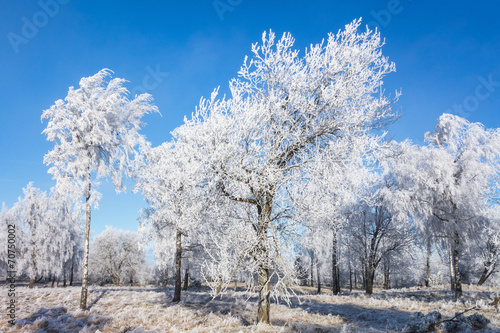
406,310 -> 490,332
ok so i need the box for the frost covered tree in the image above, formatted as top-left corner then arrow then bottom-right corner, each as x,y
384,114 -> 500,297
294,139 -> 372,295
347,200 -> 414,294
12,183 -> 51,288
0,204 -> 16,277
464,210 -> 500,285
7,184 -> 83,288
136,140 -> 205,302
48,193 -> 83,287
89,226 -> 147,286
42,69 -> 158,309
179,19 -> 398,323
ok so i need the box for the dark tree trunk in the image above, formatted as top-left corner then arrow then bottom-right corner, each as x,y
310,250 -> 314,287
349,260 -> 353,292
29,277 -> 34,289
183,266 -> 189,291
70,253 -> 74,286
331,229 -> 340,295
383,257 -> 390,290
425,236 -> 431,287
366,250 -> 377,295
80,179 -> 92,310
477,267 -> 494,286
366,265 -> 374,295
452,229 -> 462,297
477,241 -> 496,286
173,230 -> 182,302
365,247 -> 377,295
63,265 -> 67,287
316,253 -> 321,294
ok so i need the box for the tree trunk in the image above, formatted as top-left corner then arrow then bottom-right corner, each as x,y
80,180 -> 92,310
256,202 -> 271,325
452,229 -> 462,297
183,266 -> 189,291
425,236 -> 431,287
63,265 -> 67,287
257,262 -> 270,324
477,267 -> 494,286
29,277 -> 34,289
331,229 -> 340,295
448,239 -> 455,292
349,260 -> 353,292
111,275 -> 120,286
310,250 -> 314,287
215,274 -> 223,295
70,253 -> 74,286
316,253 -> 321,294
173,230 -> 182,302
366,266 -> 374,295
366,255 -> 375,295
383,257 -> 390,290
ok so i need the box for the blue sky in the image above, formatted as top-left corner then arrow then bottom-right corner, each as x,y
1,0 -> 499,237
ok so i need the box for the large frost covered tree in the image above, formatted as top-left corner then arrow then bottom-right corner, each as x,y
42,69 -> 158,310
180,19 -> 398,323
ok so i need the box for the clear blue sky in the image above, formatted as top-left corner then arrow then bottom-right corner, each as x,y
1,0 -> 499,237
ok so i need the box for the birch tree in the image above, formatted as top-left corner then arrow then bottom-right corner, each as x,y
180,19 -> 398,323
42,69 -> 158,309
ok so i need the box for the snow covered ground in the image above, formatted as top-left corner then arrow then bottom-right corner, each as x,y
1,284 -> 499,332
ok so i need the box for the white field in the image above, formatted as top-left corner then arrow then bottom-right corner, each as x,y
1,284 -> 499,332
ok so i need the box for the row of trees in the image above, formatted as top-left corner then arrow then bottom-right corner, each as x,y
2,19 -> 498,326
1,184 -> 81,288
0,188 -> 149,288
296,116 -> 500,297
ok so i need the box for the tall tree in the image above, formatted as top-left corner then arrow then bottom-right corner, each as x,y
180,19 -> 398,323
42,69 -> 158,310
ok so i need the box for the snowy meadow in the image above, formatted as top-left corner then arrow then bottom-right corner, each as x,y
1,284 -> 499,332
